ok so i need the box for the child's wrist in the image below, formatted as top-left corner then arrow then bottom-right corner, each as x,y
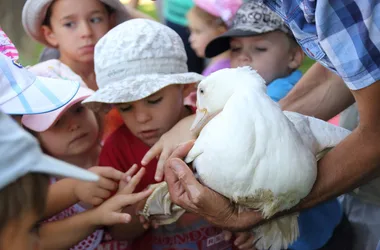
85,208 -> 103,228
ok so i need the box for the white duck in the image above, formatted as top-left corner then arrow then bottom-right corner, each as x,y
185,67 -> 351,250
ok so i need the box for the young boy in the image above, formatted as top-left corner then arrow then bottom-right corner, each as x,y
203,2 -> 350,249
205,1 -> 304,102
83,19 -> 255,250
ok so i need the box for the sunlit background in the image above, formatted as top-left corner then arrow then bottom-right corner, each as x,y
0,0 -> 313,70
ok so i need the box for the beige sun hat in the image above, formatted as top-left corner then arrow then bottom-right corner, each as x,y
22,0 -> 130,47
82,19 -> 204,113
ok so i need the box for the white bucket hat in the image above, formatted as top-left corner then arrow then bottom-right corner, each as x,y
0,111 -> 98,190
22,0 -> 130,47
83,19 -> 204,112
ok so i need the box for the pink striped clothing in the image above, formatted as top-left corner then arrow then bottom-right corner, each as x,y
0,28 -> 19,60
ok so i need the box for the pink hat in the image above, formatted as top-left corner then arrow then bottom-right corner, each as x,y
194,0 -> 243,25
0,28 -> 19,60
22,87 -> 94,132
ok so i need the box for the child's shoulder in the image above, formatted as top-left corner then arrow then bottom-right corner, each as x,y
28,59 -> 86,86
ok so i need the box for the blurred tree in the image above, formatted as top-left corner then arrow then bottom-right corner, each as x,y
0,0 -> 42,65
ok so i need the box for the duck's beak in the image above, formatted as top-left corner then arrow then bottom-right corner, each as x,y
190,108 -> 209,132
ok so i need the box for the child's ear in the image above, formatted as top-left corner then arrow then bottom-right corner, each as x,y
41,25 -> 59,48
182,83 -> 197,97
288,44 -> 304,70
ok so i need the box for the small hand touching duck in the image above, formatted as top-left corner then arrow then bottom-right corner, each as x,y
185,66 -> 351,250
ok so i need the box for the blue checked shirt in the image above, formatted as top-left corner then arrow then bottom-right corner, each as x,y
255,0 -> 380,90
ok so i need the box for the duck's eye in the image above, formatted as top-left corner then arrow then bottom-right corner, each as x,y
200,88 -> 204,94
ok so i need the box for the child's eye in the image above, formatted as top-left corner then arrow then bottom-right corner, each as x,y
75,106 -> 84,113
230,47 -> 241,52
147,97 -> 163,105
53,118 -> 61,127
255,47 -> 267,52
91,17 -> 102,23
30,222 -> 41,237
63,21 -> 75,28
118,105 -> 132,112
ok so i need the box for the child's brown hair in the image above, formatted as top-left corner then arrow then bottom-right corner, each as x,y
0,173 -> 49,231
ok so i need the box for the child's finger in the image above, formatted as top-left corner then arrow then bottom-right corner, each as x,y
120,167 -> 146,195
124,164 -> 139,180
113,189 -> 153,209
141,141 -> 162,166
105,212 -> 132,225
235,232 -> 254,249
95,188 -> 111,199
222,230 -> 233,241
236,234 -> 255,250
97,177 -> 118,191
96,167 -> 125,182
155,148 -> 171,181
91,197 -> 104,206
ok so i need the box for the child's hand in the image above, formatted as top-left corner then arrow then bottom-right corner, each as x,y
74,166 -> 127,206
222,230 -> 256,250
138,214 -> 159,230
91,167 -> 153,226
141,115 -> 197,182
117,164 -> 140,194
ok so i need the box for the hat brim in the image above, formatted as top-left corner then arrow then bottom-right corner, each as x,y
1,76 -> 80,115
22,87 -> 93,132
32,154 -> 99,182
83,72 -> 204,112
205,29 -> 261,58
22,0 -> 130,47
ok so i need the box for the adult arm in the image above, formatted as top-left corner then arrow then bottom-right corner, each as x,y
280,62 -> 355,120
296,81 -> 380,209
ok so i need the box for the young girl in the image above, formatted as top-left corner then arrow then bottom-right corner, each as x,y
21,86 -> 152,250
185,0 -> 242,106
22,0 -> 151,140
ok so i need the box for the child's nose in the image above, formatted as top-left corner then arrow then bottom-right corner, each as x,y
67,117 -> 80,131
79,22 -> 92,38
135,110 -> 151,124
237,53 -> 251,66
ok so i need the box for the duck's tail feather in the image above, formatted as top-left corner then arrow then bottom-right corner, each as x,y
253,213 -> 299,250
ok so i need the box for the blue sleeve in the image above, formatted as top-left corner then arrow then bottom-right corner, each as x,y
289,199 -> 343,250
267,80 -> 295,102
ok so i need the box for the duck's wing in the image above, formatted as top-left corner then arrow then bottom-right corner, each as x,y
284,111 -> 351,154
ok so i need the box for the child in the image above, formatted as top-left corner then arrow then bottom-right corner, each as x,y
205,1 -> 304,103
83,18 -> 255,250
0,111 -> 100,250
21,0 -> 147,140
204,2 -> 348,249
188,0 -> 241,77
21,86 -> 152,249
185,0 -> 242,106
